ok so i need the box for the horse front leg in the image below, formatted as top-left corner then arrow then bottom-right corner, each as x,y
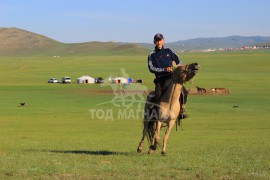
161,120 -> 175,156
137,120 -> 148,153
148,121 -> 162,154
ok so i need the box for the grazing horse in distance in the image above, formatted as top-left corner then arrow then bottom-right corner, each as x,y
196,86 -> 206,94
137,63 -> 200,156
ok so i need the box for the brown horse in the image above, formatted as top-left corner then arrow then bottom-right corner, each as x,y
196,86 -> 206,94
137,63 -> 200,156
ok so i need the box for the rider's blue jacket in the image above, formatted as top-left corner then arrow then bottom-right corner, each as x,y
148,46 -> 182,78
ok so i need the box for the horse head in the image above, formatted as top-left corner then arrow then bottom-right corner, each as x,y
172,63 -> 200,83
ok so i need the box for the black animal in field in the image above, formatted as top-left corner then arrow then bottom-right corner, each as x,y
20,102 -> 26,107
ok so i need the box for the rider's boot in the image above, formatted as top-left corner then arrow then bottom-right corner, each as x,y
177,107 -> 188,126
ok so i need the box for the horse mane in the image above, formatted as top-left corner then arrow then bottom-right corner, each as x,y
172,66 -> 187,84
151,63 -> 200,111
159,67 -> 186,103
160,81 -> 175,103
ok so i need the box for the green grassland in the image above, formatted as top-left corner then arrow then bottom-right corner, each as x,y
0,50 -> 270,179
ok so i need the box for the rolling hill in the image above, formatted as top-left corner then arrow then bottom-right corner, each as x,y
1,27 -> 270,56
0,27 -> 62,55
140,36 -> 270,51
166,36 -> 270,51
0,28 -> 149,56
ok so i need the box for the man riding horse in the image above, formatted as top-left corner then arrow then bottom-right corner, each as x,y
148,33 -> 188,121
138,61 -> 199,155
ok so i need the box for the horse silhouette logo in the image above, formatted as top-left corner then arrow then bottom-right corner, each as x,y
100,68 -> 149,109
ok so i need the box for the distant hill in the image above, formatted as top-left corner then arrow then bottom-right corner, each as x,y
167,36 -> 270,51
0,27 -> 149,56
1,27 -> 270,56
255,42 -> 270,48
0,27 -> 62,55
139,36 -> 270,51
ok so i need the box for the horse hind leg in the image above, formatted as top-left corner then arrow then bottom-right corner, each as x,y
148,121 -> 161,154
137,120 -> 148,153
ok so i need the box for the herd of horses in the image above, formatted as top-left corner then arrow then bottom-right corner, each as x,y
195,87 -> 229,95
137,63 -> 200,156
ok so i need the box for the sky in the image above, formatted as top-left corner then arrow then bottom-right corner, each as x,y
1,0 -> 270,43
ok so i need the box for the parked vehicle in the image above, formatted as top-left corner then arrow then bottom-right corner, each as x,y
48,78 -> 59,83
62,77 -> 71,84
95,77 -> 104,83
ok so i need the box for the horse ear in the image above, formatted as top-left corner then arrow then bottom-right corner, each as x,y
191,63 -> 200,70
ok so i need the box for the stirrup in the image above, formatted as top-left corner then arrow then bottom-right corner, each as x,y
178,113 -> 188,120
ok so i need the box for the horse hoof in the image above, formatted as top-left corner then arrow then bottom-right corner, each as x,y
137,147 -> 142,153
150,145 -> 156,151
161,151 -> 167,156
148,149 -> 155,154
137,142 -> 143,153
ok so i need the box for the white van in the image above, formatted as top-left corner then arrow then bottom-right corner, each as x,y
62,77 -> 71,84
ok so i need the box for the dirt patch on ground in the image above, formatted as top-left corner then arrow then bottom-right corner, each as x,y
74,87 -> 229,96
188,88 -> 230,95
88,87 -> 230,96
74,89 -> 149,96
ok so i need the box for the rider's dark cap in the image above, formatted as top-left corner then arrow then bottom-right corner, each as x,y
154,33 -> 164,42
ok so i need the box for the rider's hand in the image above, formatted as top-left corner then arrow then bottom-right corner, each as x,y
165,67 -> 173,73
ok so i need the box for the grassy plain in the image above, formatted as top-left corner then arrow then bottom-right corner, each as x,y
0,50 -> 269,179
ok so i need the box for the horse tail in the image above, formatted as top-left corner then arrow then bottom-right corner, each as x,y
143,110 -> 155,144
143,92 -> 156,145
